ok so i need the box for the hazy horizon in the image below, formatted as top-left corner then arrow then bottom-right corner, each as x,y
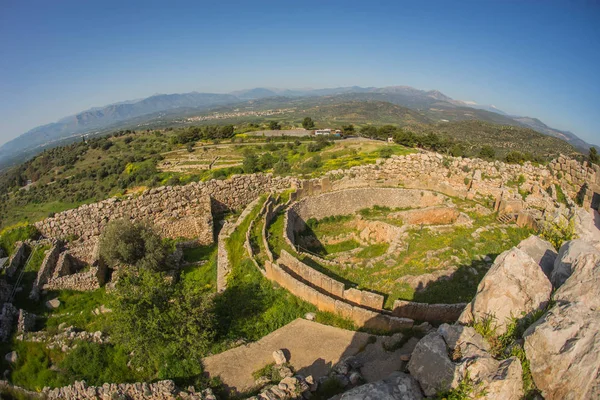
1,0 -> 599,146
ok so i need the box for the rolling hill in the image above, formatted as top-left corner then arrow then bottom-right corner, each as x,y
1,85 -> 595,168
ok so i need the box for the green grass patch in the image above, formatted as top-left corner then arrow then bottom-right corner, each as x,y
181,245 -> 218,292
324,239 -> 360,254
356,243 -> 389,259
9,341 -> 67,391
43,289 -> 111,333
0,223 -> 39,256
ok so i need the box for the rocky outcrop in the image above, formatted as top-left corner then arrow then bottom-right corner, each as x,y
408,324 -> 523,399
407,332 -> 458,396
524,237 -> 600,400
573,207 -> 600,244
517,235 -> 557,278
554,251 -> 600,309
551,239 -> 600,288
458,247 -> 552,334
338,371 -> 423,400
43,380 -> 216,400
524,301 -> 600,400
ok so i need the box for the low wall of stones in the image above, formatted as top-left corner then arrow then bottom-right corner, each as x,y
549,156 -> 599,194
392,300 -> 467,323
6,242 -> 27,277
41,379 -> 216,400
29,243 -> 61,301
324,152 -> 552,202
264,260 -> 412,332
278,250 -> 384,310
43,266 -> 105,292
217,197 -> 262,292
35,174 -> 295,245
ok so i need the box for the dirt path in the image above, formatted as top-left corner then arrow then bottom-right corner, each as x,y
202,318 -> 415,394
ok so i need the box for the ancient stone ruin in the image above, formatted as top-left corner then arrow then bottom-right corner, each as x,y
1,150 -> 599,399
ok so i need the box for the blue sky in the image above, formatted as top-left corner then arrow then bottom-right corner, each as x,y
1,0 -> 599,146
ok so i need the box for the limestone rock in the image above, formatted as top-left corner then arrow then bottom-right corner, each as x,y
339,371 -> 423,400
517,235 -> 557,278
4,351 -> 17,363
554,251 -> 600,309
407,332 -> 457,396
551,239 -> 600,288
482,357 -> 524,400
458,247 -> 552,334
524,302 -> 600,400
573,207 -> 600,244
45,298 -> 61,309
272,349 -> 287,365
437,323 -> 490,353
551,239 -> 600,289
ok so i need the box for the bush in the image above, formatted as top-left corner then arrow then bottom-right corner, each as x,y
110,268 -> 215,381
273,159 -> 291,175
242,153 -> 259,174
99,220 -> 172,271
479,145 -> 495,160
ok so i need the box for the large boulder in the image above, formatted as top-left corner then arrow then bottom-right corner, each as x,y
573,207 -> 600,244
437,323 -> 490,354
407,332 -> 458,396
517,235 -> 557,278
481,357 -> 524,400
551,239 -> 600,288
409,324 -> 524,400
339,371 -> 423,400
458,247 -> 552,334
554,251 -> 600,308
524,301 -> 600,400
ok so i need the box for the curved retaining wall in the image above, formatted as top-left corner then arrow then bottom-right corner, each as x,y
290,187 -> 447,222
392,300 -> 466,323
264,260 -> 412,331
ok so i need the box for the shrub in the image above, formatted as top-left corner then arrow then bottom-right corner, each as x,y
379,147 -> 393,158
242,153 -> 259,174
273,159 -> 291,175
110,268 -> 215,380
99,219 -> 172,271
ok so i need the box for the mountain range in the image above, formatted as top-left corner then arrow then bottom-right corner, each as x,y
0,85 -> 595,168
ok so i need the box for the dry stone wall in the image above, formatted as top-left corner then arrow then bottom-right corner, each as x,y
264,260 -> 413,332
217,197 -> 262,292
35,174 -> 295,245
290,188 -> 447,222
29,243 -> 61,301
6,242 -> 27,277
324,152 -> 552,202
392,300 -> 466,323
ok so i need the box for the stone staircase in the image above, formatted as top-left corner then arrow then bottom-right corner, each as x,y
497,213 -> 517,224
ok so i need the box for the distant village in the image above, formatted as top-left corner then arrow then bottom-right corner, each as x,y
186,108 -> 295,122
